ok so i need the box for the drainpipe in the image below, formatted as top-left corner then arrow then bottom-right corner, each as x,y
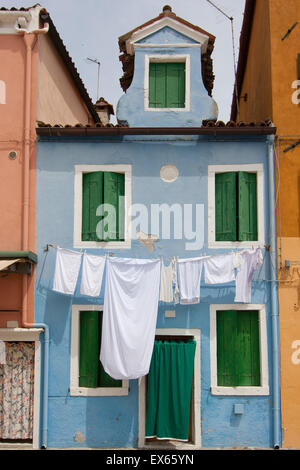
19,25 -> 50,449
268,134 -> 281,449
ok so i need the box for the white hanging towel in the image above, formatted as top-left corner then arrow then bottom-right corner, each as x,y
235,248 -> 263,303
80,253 -> 106,297
100,257 -> 161,380
204,252 -> 236,285
159,258 -> 173,303
53,247 -> 82,295
178,257 -> 206,304
171,257 -> 180,305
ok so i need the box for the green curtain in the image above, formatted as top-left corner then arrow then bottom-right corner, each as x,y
145,339 -> 196,441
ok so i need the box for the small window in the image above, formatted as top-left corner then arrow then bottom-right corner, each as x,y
215,171 -> 257,242
79,311 -> 122,388
216,310 -> 260,387
210,304 -> 269,396
149,62 -> 185,108
70,305 -> 129,396
82,171 -> 125,242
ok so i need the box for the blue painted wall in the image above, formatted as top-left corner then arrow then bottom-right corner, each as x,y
35,134 -> 276,448
116,27 -> 218,127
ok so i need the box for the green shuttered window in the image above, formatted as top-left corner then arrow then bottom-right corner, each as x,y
215,171 -> 258,242
79,311 -> 122,388
217,310 -> 260,387
82,171 -> 125,242
149,62 -> 185,108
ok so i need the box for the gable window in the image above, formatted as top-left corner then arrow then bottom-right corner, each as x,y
70,305 -> 129,396
74,165 -> 131,249
208,164 -> 264,248
210,304 -> 269,396
149,62 -> 185,108
145,55 -> 190,111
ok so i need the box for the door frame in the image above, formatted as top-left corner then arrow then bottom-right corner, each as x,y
138,328 -> 201,448
0,328 -> 43,449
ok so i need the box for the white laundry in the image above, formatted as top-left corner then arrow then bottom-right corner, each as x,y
171,257 -> 180,305
80,253 -> 106,297
53,248 -> 82,295
235,248 -> 263,303
159,258 -> 173,303
178,257 -> 205,304
100,257 -> 161,380
204,252 -> 236,285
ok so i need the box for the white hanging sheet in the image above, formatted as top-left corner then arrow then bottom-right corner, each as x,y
204,252 -> 237,285
177,257 -> 207,304
234,248 -> 263,303
100,257 -> 161,380
53,247 -> 82,295
80,253 -> 106,297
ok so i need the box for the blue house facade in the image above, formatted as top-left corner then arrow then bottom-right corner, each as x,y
35,7 -> 280,449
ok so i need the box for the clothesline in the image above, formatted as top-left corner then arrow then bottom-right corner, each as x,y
49,244 -> 264,381
45,242 -> 265,262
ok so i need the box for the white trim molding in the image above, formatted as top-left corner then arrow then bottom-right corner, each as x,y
125,17 -> 210,55
144,54 -> 190,112
207,163 -> 265,249
0,80 -> 6,104
70,304 -> 129,397
210,304 -> 269,396
138,328 -> 201,449
0,328 -> 43,449
74,164 -> 132,249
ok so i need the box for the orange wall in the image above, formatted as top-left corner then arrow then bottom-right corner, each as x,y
238,0 -> 273,123
237,0 -> 300,448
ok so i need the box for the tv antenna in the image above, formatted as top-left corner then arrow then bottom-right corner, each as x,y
87,57 -> 101,101
206,0 -> 240,122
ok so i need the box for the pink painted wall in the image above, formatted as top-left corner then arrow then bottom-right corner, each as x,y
37,34 -> 92,125
0,34 -> 38,325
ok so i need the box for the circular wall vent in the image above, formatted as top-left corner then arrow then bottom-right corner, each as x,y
160,164 -> 179,182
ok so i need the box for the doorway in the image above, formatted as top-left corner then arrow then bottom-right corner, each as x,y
138,328 -> 201,448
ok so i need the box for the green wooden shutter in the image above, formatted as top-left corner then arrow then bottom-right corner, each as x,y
79,311 -> 99,387
82,172 -> 103,241
166,63 -> 185,108
103,172 -> 125,241
98,311 -> 122,388
215,172 -> 237,241
149,63 -> 166,108
236,311 -> 260,386
217,310 -> 238,386
238,172 -> 258,241
217,310 -> 260,387
149,63 -> 185,108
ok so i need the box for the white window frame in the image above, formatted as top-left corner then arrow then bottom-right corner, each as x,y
0,328 -> 43,449
144,54 -> 190,112
138,328 -> 201,449
208,163 -> 265,249
70,304 -> 129,396
74,164 -> 132,249
210,304 -> 269,396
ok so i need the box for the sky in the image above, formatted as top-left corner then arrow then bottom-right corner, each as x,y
2,0 -> 246,122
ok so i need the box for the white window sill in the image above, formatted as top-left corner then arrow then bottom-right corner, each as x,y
74,240 -> 131,250
208,240 -> 264,250
145,107 -> 189,112
70,385 -> 129,397
211,386 -> 270,396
